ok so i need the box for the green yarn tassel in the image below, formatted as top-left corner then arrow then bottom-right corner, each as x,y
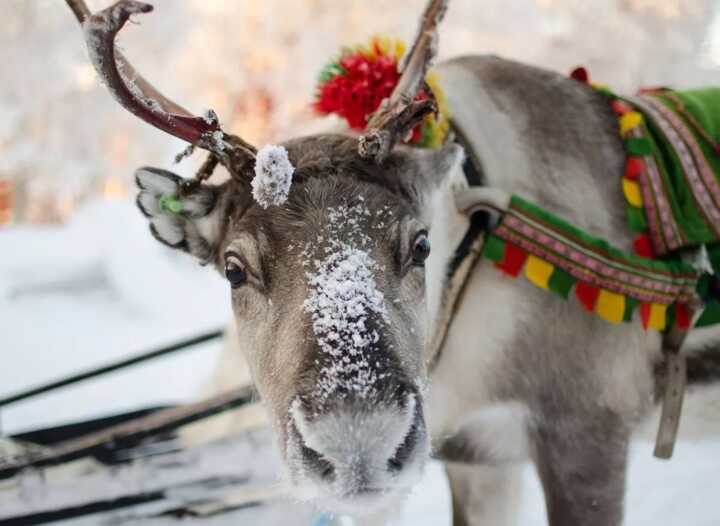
626,205 -> 648,232
622,297 -> 639,322
626,137 -> 652,156
159,195 -> 183,214
548,267 -> 574,299
482,235 -> 506,262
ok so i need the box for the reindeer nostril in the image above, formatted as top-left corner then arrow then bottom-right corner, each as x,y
319,459 -> 335,480
301,443 -> 336,481
387,405 -> 421,472
388,456 -> 403,471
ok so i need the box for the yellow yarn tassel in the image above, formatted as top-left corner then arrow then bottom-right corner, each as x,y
622,178 -> 643,207
525,255 -> 554,290
595,289 -> 626,324
620,112 -> 643,136
647,303 -> 668,330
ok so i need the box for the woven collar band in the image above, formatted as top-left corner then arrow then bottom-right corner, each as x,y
471,192 -> 700,331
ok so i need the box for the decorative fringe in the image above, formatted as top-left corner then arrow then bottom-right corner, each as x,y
599,81 -> 661,260
481,234 -> 676,330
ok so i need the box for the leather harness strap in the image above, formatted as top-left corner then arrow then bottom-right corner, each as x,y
427,126 -> 490,371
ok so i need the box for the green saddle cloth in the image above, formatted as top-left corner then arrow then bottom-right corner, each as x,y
629,88 -> 720,258
627,88 -> 720,325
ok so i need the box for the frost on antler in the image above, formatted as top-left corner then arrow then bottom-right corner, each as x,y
358,0 -> 449,163
78,1 -> 217,144
65,0 -> 257,182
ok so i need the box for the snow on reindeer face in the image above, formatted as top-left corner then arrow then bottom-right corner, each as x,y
135,135 -> 463,512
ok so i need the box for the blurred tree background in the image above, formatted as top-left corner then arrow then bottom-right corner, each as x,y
1,0 -> 719,224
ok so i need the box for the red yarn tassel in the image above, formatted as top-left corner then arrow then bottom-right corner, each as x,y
495,243 -> 528,277
575,281 -> 600,312
633,234 -> 654,258
624,157 -> 644,180
675,303 -> 691,330
612,100 -> 632,116
640,303 -> 651,329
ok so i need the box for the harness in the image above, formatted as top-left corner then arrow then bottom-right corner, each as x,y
437,77 -> 720,459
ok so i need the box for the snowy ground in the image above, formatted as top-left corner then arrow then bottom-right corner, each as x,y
2,199 -> 720,525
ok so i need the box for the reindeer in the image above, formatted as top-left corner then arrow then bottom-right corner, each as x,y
66,1 -> 720,525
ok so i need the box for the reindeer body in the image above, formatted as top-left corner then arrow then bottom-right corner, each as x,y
424,55 -> 653,525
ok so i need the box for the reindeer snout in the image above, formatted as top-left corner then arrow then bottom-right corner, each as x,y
286,392 -> 427,501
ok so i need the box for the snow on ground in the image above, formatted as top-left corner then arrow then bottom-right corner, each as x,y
1,199 -> 720,525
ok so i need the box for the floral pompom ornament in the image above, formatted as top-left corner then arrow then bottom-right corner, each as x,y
314,36 -> 449,149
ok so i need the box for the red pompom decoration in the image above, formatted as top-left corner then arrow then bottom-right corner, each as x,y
570,67 -> 589,84
314,39 -> 432,143
315,51 -> 401,130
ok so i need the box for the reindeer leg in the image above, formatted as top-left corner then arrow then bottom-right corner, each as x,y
531,410 -> 629,526
446,462 -> 524,526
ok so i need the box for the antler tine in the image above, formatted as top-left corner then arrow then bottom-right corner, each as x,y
66,0 -> 257,180
358,0 -> 449,164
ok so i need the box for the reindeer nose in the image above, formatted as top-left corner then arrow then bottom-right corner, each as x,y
288,394 -> 424,486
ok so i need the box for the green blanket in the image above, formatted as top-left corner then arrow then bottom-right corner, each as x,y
626,88 -> 720,257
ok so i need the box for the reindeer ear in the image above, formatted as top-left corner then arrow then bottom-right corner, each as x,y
135,167 -> 222,264
421,141 -> 466,186
398,140 -> 465,194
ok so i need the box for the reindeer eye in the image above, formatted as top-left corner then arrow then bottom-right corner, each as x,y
412,232 -> 431,266
225,260 -> 247,288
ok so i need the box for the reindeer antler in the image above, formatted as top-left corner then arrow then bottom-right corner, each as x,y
358,0 -> 449,164
66,0 -> 257,181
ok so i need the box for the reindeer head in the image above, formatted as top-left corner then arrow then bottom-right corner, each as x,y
68,0 -> 455,512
